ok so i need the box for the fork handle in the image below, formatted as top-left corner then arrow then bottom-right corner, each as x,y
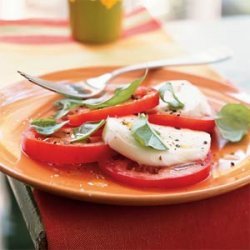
110,50 -> 231,79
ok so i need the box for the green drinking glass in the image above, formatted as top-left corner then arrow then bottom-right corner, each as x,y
68,0 -> 123,44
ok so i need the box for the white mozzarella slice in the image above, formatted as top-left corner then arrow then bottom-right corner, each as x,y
103,117 -> 211,167
155,80 -> 213,117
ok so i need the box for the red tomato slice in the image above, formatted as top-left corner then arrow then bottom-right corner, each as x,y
99,154 -> 211,188
22,128 -> 115,165
148,113 -> 215,133
68,87 -> 159,126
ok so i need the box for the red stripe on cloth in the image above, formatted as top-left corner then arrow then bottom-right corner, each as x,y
122,19 -> 161,38
0,35 -> 73,44
0,19 -> 161,45
0,7 -> 146,27
0,19 -> 68,27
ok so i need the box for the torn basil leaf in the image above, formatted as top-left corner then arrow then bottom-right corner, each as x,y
54,98 -> 85,119
85,74 -> 147,110
159,82 -> 184,110
54,94 -> 111,119
83,94 -> 112,106
54,72 -> 147,115
215,103 -> 250,142
31,118 -> 68,135
131,114 -> 168,151
70,120 -> 105,143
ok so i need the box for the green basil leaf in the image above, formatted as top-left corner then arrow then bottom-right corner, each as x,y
54,94 -> 112,119
82,94 -> 112,106
215,103 -> 250,142
85,74 -> 146,110
54,73 -> 147,116
131,114 -> 168,151
31,118 -> 68,135
71,120 -> 105,143
54,98 -> 85,119
159,82 -> 184,110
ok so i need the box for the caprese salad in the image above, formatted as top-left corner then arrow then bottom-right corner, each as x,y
22,75 -> 250,189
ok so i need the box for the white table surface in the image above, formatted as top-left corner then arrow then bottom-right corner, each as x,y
166,16 -> 250,92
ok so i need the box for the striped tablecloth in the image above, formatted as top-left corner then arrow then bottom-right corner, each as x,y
0,7 -> 221,88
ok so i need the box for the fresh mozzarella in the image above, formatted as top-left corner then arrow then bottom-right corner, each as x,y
103,116 -> 211,167
155,80 -> 213,117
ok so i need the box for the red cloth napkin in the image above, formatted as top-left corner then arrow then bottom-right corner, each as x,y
34,185 -> 250,250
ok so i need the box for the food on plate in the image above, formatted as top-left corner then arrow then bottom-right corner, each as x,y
101,115 -> 211,188
156,81 -> 213,117
148,81 -> 215,132
215,103 -> 250,142
22,120 -> 115,165
54,75 -> 159,126
103,116 -> 211,167
99,154 -> 211,188
22,75 -> 250,189
68,86 -> 159,126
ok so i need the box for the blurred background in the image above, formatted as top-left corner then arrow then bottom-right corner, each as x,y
0,0 -> 250,20
0,0 -> 249,249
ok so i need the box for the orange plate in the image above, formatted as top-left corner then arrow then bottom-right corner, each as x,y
0,67 -> 249,206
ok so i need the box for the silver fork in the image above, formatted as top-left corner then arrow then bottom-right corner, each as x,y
18,47 -> 232,99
